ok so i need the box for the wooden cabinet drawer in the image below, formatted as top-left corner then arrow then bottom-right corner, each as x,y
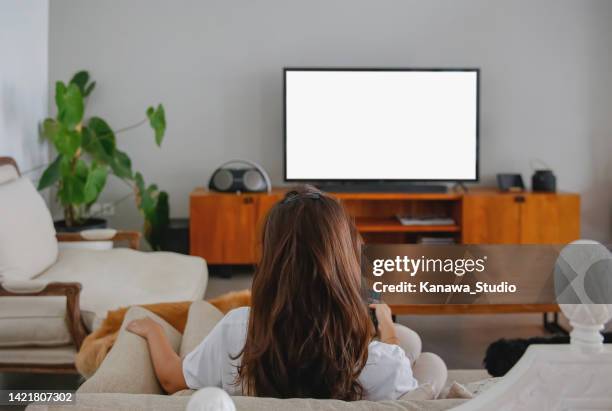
520,194 -> 580,244
462,192 -> 580,244
190,191 -> 282,264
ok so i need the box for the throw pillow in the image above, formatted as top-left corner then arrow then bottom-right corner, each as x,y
0,177 -> 58,281
78,306 -> 182,395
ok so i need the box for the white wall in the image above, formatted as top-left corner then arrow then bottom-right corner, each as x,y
48,0 -> 612,241
0,0 -> 49,177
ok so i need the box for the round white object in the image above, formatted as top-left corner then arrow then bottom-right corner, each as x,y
187,387 -> 236,411
80,228 -> 117,241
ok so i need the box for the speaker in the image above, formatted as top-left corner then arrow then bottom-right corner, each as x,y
208,160 -> 271,193
532,169 -> 556,192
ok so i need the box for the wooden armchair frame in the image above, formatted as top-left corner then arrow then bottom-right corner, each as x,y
0,156 -> 141,374
0,156 -> 18,171
0,282 -> 86,374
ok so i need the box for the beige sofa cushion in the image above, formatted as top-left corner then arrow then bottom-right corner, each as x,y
231,396 -> 467,411
0,345 -> 76,365
26,393 -> 467,411
179,300 -> 224,358
79,306 -> 182,395
0,177 -> 58,281
0,164 -> 19,184
0,296 -> 71,347
399,384 -> 436,401
39,248 -> 208,330
79,302 -> 220,395
446,369 -> 490,385
0,249 -> 206,349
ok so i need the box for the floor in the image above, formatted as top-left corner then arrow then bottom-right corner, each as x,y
0,270 -> 584,410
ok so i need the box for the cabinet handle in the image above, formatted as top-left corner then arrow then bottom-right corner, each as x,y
243,197 -> 254,204
514,195 -> 525,203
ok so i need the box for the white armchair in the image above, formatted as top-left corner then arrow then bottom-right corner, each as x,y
0,157 -> 208,374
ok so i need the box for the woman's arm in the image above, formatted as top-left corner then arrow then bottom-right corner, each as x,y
369,303 -> 400,345
127,318 -> 188,394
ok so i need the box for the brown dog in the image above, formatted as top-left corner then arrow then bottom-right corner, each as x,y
76,289 -> 251,377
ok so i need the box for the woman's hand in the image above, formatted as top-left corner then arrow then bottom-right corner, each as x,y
126,317 -> 187,393
127,317 -> 162,339
369,303 -> 399,346
369,303 -> 393,327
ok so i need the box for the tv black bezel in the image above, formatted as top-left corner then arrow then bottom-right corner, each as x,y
283,67 -> 480,183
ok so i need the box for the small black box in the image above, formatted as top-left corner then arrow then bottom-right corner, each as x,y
497,174 -> 525,192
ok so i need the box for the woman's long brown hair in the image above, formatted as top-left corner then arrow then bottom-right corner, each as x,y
236,185 -> 374,400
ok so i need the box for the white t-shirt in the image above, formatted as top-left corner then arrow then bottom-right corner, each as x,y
183,307 -> 418,401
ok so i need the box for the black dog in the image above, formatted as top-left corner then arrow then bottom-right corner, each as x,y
484,332 -> 612,377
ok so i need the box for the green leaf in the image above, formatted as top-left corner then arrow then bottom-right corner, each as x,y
43,117 -> 81,157
146,104 -> 166,146
134,172 -> 153,213
131,170 -> 170,249
84,163 -> 108,203
134,172 -> 145,191
84,81 -> 96,97
84,117 -> 131,179
59,176 -> 86,205
56,82 -> 84,129
87,117 -> 116,156
82,127 -> 108,165
111,149 -> 133,179
80,126 -> 94,152
69,71 -> 89,94
37,155 -> 63,190
74,158 -> 89,179
145,191 -> 170,250
59,155 -> 72,177
41,118 -> 60,142
70,71 -> 96,98
55,82 -> 67,109
53,127 -> 82,157
88,117 -> 114,140
58,159 -> 88,205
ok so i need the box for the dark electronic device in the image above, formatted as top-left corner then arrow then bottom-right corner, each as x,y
209,160 -> 271,193
158,218 -> 189,254
368,289 -> 381,331
496,174 -> 525,192
369,308 -> 378,330
532,169 -> 556,192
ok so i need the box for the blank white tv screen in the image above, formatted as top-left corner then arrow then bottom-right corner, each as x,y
285,69 -> 478,181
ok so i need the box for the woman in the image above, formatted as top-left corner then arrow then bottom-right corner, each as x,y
127,186 -> 447,400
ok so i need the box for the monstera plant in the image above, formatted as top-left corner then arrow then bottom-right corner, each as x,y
38,70 -> 169,250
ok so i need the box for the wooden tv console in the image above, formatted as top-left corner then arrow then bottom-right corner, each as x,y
190,188 -> 579,325
190,187 -> 580,265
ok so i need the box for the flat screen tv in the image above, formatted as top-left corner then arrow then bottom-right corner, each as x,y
284,68 -> 479,182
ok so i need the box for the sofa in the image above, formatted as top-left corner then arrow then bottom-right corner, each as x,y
25,240 -> 612,410
27,301 -> 489,411
0,157 -> 208,373
26,299 -> 612,411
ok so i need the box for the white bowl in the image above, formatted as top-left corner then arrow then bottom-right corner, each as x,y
80,228 -> 117,240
